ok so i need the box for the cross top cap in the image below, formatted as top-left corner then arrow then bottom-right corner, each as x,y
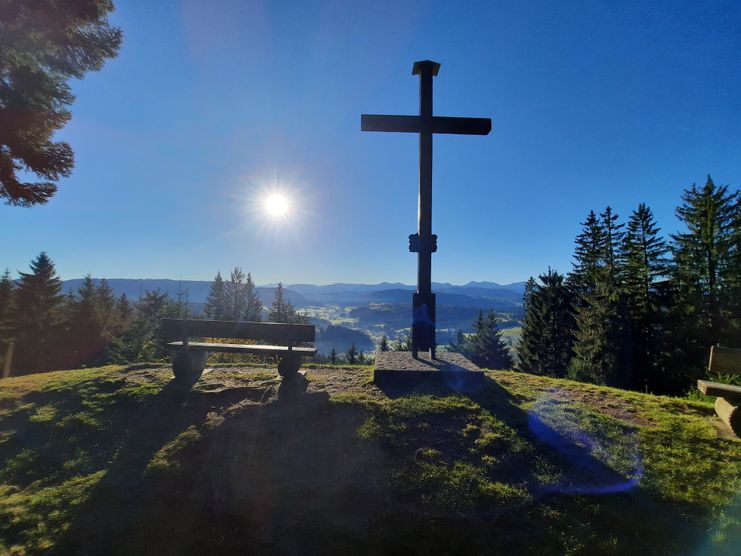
412,60 -> 440,76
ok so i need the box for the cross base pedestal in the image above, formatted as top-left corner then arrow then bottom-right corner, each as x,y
412,292 -> 436,358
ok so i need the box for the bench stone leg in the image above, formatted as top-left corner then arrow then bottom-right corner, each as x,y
715,397 -> 740,436
172,350 -> 208,384
278,353 -> 302,377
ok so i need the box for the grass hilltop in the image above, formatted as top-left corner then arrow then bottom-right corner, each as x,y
1,364 -> 739,555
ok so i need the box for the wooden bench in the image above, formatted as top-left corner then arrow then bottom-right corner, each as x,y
697,345 -> 741,436
162,318 -> 316,383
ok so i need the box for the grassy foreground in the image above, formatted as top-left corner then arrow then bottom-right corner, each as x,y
0,363 -> 739,555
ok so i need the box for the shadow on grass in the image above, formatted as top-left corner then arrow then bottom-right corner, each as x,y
374,372 -> 720,554
52,373 -> 388,555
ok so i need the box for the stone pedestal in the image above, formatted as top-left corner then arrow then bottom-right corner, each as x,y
374,351 -> 485,391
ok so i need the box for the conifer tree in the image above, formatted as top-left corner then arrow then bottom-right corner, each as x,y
568,208 -> 630,386
1,0 -> 122,206
97,279 -> 117,334
569,279 -> 624,385
205,271 -> 227,320
622,203 -> 669,390
671,177 -> 738,368
0,269 -> 15,337
569,210 -> 605,295
517,269 -> 574,377
601,206 -> 625,288
378,334 -> 390,352
224,267 -> 247,321
330,348 -> 337,364
244,272 -> 263,321
68,275 -> 106,365
115,293 -> 134,328
13,252 -> 65,372
467,310 -> 512,369
268,282 -> 297,323
346,343 -> 357,364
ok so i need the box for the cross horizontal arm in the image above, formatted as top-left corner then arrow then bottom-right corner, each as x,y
361,115 -> 491,135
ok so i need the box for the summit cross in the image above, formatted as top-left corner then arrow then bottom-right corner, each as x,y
361,60 -> 492,358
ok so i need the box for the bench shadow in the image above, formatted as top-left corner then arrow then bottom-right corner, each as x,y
53,372 -> 389,555
51,377 -> 272,554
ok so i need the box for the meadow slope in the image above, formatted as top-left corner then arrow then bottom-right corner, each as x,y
0,364 -> 739,555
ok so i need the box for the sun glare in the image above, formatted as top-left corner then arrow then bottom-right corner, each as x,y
265,193 -> 289,217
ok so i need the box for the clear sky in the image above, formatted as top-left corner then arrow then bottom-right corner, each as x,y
3,0 -> 740,285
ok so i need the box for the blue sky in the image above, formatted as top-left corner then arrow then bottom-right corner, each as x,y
3,0 -> 740,285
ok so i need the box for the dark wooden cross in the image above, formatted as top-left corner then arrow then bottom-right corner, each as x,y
361,60 -> 491,358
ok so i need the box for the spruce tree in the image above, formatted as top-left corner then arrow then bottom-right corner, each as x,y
224,267 -> 247,320
268,282 -> 297,323
68,275 -> 106,366
468,310 -> 513,369
13,252 -> 65,372
378,334 -> 390,352
330,348 -> 337,364
569,210 -> 605,295
601,206 -> 625,288
622,203 -> 669,390
115,293 -> 134,328
346,343 -> 357,364
517,269 -> 574,377
672,176 -> 737,349
205,271 -> 227,320
567,207 -> 632,386
244,272 -> 263,321
569,278 -> 623,385
1,0 -> 121,206
97,279 -> 117,335
0,269 -> 15,338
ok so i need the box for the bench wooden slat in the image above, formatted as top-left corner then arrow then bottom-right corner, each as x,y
162,318 -> 315,343
167,341 -> 316,355
697,379 -> 741,401
709,346 -> 741,375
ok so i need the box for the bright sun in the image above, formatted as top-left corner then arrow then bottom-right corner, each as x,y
264,193 -> 289,217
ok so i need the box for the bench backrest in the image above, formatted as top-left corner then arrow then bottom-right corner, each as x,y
709,345 -> 741,375
162,318 -> 315,344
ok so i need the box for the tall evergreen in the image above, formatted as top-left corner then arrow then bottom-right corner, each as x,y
467,310 -> 513,369
205,271 -> 227,320
244,272 -> 263,321
115,293 -> 134,328
13,252 -> 65,372
0,269 -> 15,338
68,275 -> 106,366
601,206 -> 625,288
622,203 -> 670,390
569,210 -> 605,295
268,282 -> 297,323
517,269 -> 574,377
568,279 -> 623,385
568,208 -> 629,386
672,176 -> 737,351
224,267 -> 248,320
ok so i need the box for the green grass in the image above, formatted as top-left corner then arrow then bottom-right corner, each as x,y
0,364 -> 739,555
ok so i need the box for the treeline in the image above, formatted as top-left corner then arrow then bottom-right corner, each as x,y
517,176 -> 740,394
0,259 -> 306,375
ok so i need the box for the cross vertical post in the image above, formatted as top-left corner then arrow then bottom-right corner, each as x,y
413,60 -> 437,358
361,60 -> 491,359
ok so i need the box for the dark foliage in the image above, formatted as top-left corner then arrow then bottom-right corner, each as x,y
0,0 -> 121,206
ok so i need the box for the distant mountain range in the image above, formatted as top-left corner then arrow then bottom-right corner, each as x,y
61,279 -> 526,312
